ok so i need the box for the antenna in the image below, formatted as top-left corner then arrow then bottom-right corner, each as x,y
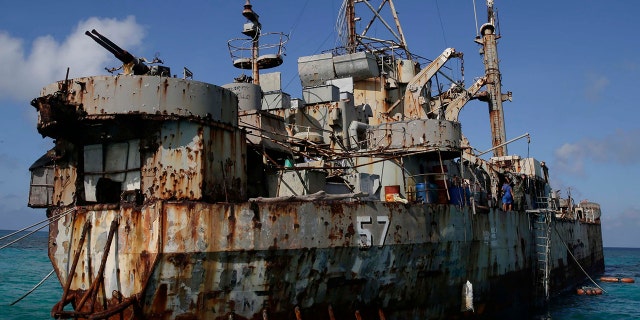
339,0 -> 413,60
228,0 -> 289,85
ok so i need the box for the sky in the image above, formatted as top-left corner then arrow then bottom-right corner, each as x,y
0,0 -> 638,247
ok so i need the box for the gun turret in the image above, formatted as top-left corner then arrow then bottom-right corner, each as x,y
85,29 -> 150,75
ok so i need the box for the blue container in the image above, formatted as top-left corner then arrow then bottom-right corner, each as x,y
449,187 -> 463,205
416,183 -> 427,203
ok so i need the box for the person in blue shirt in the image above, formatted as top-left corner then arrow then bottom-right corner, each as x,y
501,180 -> 513,211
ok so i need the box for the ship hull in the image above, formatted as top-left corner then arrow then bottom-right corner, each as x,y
48,200 -> 603,319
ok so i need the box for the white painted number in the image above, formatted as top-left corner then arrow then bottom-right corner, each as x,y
357,215 -> 390,248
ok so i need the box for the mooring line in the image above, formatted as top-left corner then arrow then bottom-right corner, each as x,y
553,223 -> 607,293
9,269 -> 55,306
0,208 -> 74,251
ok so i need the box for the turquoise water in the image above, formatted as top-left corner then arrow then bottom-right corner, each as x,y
0,230 -> 638,319
541,248 -> 640,319
0,231 -> 61,319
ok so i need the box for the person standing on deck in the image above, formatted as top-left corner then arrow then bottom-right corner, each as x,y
513,175 -> 525,212
501,180 -> 513,211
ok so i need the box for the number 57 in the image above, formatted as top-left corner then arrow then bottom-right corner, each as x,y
356,215 -> 390,248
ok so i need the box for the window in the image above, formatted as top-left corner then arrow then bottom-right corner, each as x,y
83,140 -> 140,203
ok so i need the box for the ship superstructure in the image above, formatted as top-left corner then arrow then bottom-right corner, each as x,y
26,1 -> 603,319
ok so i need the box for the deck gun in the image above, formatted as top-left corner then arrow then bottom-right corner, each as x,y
85,29 -> 169,76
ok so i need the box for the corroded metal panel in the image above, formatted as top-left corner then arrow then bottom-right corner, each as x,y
202,123 -> 247,202
548,220 -> 605,291
140,120 -> 246,202
262,91 -> 291,110
396,59 -> 418,83
39,76 -> 238,124
333,51 -> 380,81
49,204 -> 161,314
222,82 -> 262,111
45,198 -> 604,319
369,118 -> 462,152
52,166 -> 77,206
302,85 -> 339,104
145,121 -> 204,201
298,53 -> 335,88
238,110 -> 289,153
353,77 -> 398,124
138,201 -> 594,319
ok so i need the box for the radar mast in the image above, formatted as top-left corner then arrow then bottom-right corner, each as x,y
228,0 -> 288,84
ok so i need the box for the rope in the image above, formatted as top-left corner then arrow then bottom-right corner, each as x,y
553,222 -> 607,293
0,208 -> 74,251
435,0 -> 448,48
472,0 -> 480,37
288,0 -> 311,41
10,269 -> 55,306
0,214 -> 59,241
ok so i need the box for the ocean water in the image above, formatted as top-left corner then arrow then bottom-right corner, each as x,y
0,230 -> 61,319
538,247 -> 640,319
0,230 -> 638,319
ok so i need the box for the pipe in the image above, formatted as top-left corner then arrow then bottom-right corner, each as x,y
476,132 -> 530,157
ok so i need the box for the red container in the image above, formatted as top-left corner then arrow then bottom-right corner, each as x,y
384,185 -> 400,202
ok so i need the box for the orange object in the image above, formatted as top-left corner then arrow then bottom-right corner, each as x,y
385,193 -> 396,202
600,276 -> 619,282
620,278 -> 635,283
384,185 -> 400,202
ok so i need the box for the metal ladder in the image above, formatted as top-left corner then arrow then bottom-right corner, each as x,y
533,209 -> 552,303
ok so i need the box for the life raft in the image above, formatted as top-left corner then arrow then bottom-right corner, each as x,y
576,286 -> 603,295
600,276 -> 635,283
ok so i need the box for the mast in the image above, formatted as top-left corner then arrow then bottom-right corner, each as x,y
340,0 -> 412,60
229,1 -> 286,84
387,0 -> 412,61
242,0 -> 261,84
346,0 -> 357,53
479,0 -> 508,157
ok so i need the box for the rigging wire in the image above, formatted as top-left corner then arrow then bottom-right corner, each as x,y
434,0 -> 448,48
553,222 -> 607,293
288,0 -> 311,40
10,269 -> 55,306
0,208 -> 74,251
435,0 -> 462,82
0,218 -> 50,242
472,0 -> 480,37
336,0 -> 348,48
0,221 -> 51,251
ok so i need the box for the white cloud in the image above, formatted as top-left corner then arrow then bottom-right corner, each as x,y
553,128 -> 640,176
0,16 -> 145,102
554,143 -> 585,176
584,73 -> 609,102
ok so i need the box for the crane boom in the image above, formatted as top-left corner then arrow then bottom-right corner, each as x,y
444,76 -> 487,122
403,48 -> 462,117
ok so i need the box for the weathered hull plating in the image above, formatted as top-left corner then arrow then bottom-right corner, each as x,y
48,201 -> 603,319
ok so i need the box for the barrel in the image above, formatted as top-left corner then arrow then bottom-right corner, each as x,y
449,186 -> 463,205
416,183 -> 427,203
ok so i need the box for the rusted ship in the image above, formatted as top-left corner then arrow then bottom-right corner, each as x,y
27,1 -> 604,319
